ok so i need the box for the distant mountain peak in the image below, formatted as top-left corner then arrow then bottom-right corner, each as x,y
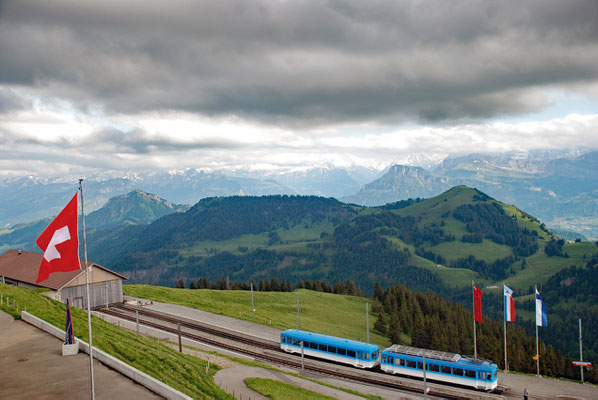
86,189 -> 188,228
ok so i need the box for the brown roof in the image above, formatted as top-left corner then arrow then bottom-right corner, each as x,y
0,249 -> 126,290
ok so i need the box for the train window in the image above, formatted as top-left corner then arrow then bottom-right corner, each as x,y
464,370 -> 476,378
318,344 -> 327,351
486,373 -> 492,380
453,368 -> 463,376
396,358 -> 404,366
365,353 -> 370,360
329,346 -> 337,354
429,364 -> 439,372
382,356 -> 387,363
292,338 -> 301,346
441,366 -> 451,374
347,350 -> 356,358
338,348 -> 347,356
416,362 -> 423,369
309,342 -> 317,349
281,336 -> 285,343
406,360 -> 416,368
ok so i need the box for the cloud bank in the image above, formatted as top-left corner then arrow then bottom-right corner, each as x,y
1,0 -> 597,176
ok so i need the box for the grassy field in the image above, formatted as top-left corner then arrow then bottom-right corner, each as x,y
0,284 -> 232,399
123,285 -> 392,348
431,239 -> 513,263
244,378 -> 335,400
505,250 -> 587,290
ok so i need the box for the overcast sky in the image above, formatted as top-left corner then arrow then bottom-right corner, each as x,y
1,0 -> 598,177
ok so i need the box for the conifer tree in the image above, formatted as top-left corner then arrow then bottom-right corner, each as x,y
374,311 -> 387,334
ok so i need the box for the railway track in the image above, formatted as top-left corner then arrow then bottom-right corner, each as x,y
96,304 -> 505,400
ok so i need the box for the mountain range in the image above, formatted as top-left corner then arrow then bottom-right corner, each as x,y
1,149 -> 597,237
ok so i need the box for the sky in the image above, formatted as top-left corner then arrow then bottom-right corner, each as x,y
1,0 -> 598,178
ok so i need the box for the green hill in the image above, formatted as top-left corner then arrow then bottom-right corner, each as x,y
101,186 -> 589,296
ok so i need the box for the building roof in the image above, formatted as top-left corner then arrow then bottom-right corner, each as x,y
0,249 -> 127,290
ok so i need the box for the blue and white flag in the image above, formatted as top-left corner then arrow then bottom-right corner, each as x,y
504,284 -> 516,322
535,288 -> 547,327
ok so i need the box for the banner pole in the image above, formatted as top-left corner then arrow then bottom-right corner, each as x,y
504,283 -> 508,372
80,179 -> 95,400
534,285 -> 540,377
472,280 -> 477,359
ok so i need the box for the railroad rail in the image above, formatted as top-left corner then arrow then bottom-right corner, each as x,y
96,304 -> 505,400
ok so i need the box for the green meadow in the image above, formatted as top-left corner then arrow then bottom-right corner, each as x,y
123,285 -> 392,348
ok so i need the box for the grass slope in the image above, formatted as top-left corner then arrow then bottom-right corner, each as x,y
123,285 -> 391,348
244,378 -> 335,400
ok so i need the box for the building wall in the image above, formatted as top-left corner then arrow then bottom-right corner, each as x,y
64,266 -> 122,288
1,277 -> 40,290
60,279 -> 123,309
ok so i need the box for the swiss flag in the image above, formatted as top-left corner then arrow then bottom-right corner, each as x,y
35,192 -> 81,283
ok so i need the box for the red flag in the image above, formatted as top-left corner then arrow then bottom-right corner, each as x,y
473,285 -> 483,323
35,192 -> 80,283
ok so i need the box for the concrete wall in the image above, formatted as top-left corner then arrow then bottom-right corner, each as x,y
21,311 -> 192,400
60,279 -> 123,309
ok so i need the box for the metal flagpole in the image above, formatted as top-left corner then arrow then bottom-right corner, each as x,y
250,282 -> 255,321
504,283 -> 508,372
579,319 -> 584,384
297,290 -> 300,330
79,179 -> 95,400
534,285 -> 540,377
473,280 -> 477,359
366,301 -> 369,343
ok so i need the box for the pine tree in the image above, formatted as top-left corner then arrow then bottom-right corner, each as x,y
374,311 -> 387,334
389,310 -> 402,344
374,282 -> 383,301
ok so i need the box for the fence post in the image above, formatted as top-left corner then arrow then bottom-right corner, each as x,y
178,323 -> 182,352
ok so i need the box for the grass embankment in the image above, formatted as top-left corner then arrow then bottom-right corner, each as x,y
123,285 -> 391,348
244,378 -> 335,400
0,284 -> 232,399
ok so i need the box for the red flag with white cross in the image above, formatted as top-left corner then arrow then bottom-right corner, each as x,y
35,192 -> 80,283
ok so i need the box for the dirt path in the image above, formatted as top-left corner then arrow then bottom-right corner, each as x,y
214,366 -> 367,400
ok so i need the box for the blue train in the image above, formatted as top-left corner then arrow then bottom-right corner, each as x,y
280,329 -> 380,368
280,330 -> 499,391
381,344 -> 498,390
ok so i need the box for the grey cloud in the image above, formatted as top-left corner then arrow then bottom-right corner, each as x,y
0,88 -> 30,114
1,0 -> 597,126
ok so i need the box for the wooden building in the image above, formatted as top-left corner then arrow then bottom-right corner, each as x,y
0,249 -> 126,309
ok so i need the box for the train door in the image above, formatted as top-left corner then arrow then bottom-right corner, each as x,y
356,351 -> 363,367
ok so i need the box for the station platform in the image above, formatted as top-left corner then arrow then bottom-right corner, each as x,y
0,311 -> 163,399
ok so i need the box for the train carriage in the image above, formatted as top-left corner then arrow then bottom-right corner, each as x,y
381,345 -> 498,390
281,329 -> 380,368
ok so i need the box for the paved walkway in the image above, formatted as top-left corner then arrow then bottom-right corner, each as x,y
498,371 -> 597,399
0,311 -> 163,400
215,366 -> 366,400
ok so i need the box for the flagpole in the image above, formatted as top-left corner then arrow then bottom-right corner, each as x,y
80,179 -> 95,400
534,285 -> 540,377
504,283 -> 508,372
472,280 -> 477,359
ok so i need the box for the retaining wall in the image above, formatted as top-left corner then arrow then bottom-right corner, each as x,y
20,311 -> 192,400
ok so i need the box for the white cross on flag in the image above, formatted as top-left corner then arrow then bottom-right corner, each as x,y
35,192 -> 81,283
